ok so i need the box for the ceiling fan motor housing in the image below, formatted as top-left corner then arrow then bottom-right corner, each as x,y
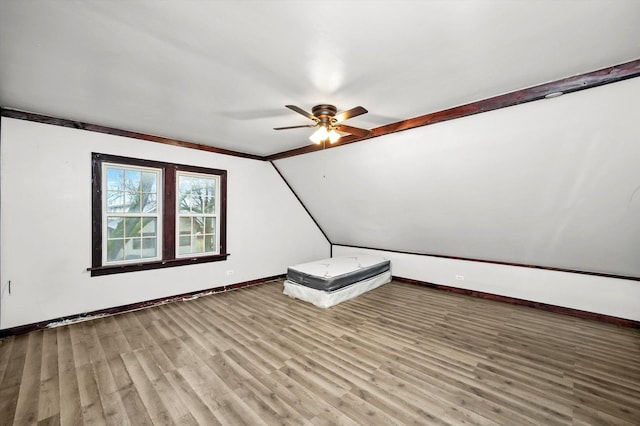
312,104 -> 338,126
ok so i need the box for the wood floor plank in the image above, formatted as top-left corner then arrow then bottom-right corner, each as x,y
75,364 -> 106,426
176,361 -> 227,413
116,384 -> 154,426
36,413 -> 59,426
206,351 -> 253,391
0,337 -> 14,387
57,359 -> 83,424
213,391 -> 270,426
267,369 -> 356,423
238,375 -> 311,424
163,369 -> 220,425
37,376 -> 59,423
13,331 -> 43,425
1,279 -> 638,425
120,352 -> 173,425
249,369 -> 319,420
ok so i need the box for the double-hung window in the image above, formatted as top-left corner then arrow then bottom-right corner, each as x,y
176,172 -> 219,257
104,164 -> 161,264
91,153 -> 227,276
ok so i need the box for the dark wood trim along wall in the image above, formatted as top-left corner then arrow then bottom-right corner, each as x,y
0,275 -> 284,338
0,108 -> 265,161
335,244 -> 640,282
267,58 -> 640,160
394,276 -> 640,328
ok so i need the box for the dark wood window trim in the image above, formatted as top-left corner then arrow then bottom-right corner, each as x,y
90,152 -> 228,276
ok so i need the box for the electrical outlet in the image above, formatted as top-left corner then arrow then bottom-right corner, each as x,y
455,275 -> 464,281
226,270 -> 234,276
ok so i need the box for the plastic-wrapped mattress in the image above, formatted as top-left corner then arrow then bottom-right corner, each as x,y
283,255 -> 391,308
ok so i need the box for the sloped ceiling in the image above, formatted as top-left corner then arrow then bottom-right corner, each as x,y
1,0 -> 640,156
275,77 -> 640,277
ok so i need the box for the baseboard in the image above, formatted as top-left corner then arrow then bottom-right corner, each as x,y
393,276 -> 640,328
0,275 -> 285,338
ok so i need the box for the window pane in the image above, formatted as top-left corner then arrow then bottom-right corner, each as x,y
124,217 -> 141,237
178,236 -> 191,254
192,234 -> 205,254
106,168 -> 124,190
179,217 -> 191,235
192,178 -> 203,193
204,217 -> 214,234
125,237 -> 142,259
141,193 -> 156,213
107,191 -> 125,213
124,170 -> 141,191
203,196 -> 215,214
205,179 -> 216,194
124,192 -> 141,213
193,217 -> 204,235
107,217 -> 124,238
107,239 -> 124,262
141,172 -> 157,193
142,237 -> 157,257
178,176 -> 192,195
191,195 -> 203,213
178,195 -> 191,214
205,234 -> 215,252
141,218 -> 156,237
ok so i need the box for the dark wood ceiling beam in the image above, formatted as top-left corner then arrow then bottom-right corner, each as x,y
0,109 -> 266,161
3,59 -> 639,161
267,58 -> 640,161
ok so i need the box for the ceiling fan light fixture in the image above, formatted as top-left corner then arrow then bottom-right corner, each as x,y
328,128 -> 341,143
309,125 -> 329,144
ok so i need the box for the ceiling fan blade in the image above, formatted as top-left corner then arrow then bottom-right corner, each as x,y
336,124 -> 371,137
285,105 -> 317,121
334,106 -> 368,123
273,124 -> 317,130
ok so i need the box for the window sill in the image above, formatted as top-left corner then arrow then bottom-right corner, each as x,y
88,253 -> 229,276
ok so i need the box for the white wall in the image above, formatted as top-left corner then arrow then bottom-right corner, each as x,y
334,245 -> 640,321
0,117 -> 329,329
275,77 -> 640,278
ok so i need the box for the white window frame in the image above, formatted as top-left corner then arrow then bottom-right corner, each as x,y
175,171 -> 221,258
101,162 -> 163,265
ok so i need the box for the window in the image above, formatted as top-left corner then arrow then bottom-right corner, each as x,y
91,153 -> 227,276
176,172 -> 219,257
104,164 -> 161,264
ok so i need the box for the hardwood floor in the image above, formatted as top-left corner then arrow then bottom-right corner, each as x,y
0,279 -> 639,425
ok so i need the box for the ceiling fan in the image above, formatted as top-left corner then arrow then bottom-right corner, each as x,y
274,104 -> 371,144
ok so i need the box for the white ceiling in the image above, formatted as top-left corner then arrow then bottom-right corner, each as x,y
1,0 -> 639,156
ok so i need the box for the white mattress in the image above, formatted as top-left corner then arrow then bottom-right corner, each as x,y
283,255 -> 391,308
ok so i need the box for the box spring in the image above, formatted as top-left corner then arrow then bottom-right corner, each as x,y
283,255 -> 391,308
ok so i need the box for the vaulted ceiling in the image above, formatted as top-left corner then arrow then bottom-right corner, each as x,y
1,1 -> 639,156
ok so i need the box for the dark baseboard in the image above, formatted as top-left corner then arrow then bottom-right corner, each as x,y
393,276 -> 639,328
334,244 -> 640,282
0,275 -> 285,338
